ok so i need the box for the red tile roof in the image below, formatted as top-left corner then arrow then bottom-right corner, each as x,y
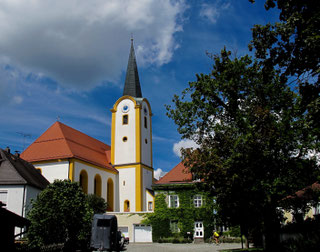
156,162 -> 193,184
21,122 -> 117,173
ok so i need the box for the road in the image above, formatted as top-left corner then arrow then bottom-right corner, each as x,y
125,242 -> 242,252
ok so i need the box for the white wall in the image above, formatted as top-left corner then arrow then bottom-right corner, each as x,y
34,161 -> 69,183
0,184 -> 43,237
73,161 -> 118,211
115,99 -> 136,165
118,167 -> 136,212
142,168 -> 153,211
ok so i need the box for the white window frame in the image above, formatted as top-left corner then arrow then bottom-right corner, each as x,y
0,190 -> 8,208
169,195 -> 179,208
193,195 -> 203,208
314,202 -> 320,215
170,220 -> 180,233
148,201 -> 153,211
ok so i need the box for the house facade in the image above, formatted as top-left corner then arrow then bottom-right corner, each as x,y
20,40 -> 155,242
152,162 -> 217,242
0,147 -> 49,237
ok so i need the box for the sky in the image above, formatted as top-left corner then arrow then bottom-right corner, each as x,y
0,0 -> 280,179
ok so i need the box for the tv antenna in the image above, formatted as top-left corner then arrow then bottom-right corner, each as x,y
16,132 -> 31,152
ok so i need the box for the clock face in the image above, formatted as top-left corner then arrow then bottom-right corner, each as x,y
122,104 -> 130,113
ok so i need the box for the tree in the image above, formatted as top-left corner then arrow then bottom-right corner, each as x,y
166,48 -> 319,251
27,180 -> 93,251
249,0 -> 320,140
86,194 -> 108,214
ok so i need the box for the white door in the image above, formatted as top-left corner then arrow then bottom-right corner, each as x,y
134,224 -> 152,242
194,221 -> 204,238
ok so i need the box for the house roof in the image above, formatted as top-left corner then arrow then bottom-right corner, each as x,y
0,148 -> 49,189
287,182 -> 320,200
156,162 -> 193,185
123,39 -> 142,98
21,122 -> 117,173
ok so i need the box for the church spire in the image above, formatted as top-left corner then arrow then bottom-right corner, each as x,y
123,38 -> 142,98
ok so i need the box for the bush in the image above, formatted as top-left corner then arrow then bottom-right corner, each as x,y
27,180 -> 93,251
86,194 -> 107,214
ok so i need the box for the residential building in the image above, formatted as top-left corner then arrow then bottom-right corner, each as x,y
152,162 -> 216,242
0,147 -> 49,237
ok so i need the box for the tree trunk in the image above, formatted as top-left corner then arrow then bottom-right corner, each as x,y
263,205 -> 280,252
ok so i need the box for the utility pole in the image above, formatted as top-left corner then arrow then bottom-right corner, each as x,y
16,132 -> 31,152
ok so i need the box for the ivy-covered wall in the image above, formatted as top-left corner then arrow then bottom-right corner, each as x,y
144,183 -> 217,241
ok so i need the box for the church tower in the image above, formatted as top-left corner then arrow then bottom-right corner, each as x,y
111,39 -> 153,212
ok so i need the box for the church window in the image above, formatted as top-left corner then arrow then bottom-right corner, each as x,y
145,139 -> 148,144
123,181 -> 125,186
123,115 -> 128,125
107,178 -> 114,211
122,136 -> 128,142
124,200 -> 130,212
144,116 -> 147,128
169,195 -> 179,208
94,174 -> 102,197
79,170 -> 88,194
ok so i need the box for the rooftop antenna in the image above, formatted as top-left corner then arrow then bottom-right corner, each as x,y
16,132 -> 31,152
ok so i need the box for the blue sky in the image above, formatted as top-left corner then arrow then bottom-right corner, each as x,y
0,0 -> 279,178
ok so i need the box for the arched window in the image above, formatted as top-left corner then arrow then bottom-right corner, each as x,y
94,174 -> 102,197
107,178 -> 114,211
124,200 -> 130,212
79,170 -> 88,194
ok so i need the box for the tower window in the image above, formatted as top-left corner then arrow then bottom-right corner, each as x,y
123,115 -> 128,125
123,136 -> 128,142
144,116 -> 147,128
145,139 -> 148,144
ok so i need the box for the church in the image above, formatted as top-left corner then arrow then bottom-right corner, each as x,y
21,39 -> 154,242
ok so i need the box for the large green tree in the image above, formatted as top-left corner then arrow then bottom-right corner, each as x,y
27,180 -> 93,251
249,0 -> 320,140
166,48 -> 319,251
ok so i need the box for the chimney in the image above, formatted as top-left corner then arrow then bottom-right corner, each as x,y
4,147 -> 10,154
15,151 -> 20,158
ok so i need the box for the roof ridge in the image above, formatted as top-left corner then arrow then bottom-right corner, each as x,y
64,137 -> 109,154
56,123 -> 74,157
0,149 -> 28,184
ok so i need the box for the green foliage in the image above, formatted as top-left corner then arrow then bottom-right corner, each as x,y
166,47 -> 319,250
146,185 -> 217,242
223,225 -> 241,237
86,194 -> 107,214
249,0 -> 320,142
27,180 -> 93,251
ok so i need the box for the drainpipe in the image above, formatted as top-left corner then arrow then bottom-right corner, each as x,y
21,185 -> 26,238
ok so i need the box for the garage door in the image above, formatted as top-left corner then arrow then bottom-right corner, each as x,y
134,224 -> 152,242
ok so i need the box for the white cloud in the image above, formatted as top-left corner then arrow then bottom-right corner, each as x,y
154,168 -> 167,180
0,0 -> 186,89
199,1 -> 230,24
173,139 -> 199,158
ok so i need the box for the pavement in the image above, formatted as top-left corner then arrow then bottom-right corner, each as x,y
125,242 -> 242,252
